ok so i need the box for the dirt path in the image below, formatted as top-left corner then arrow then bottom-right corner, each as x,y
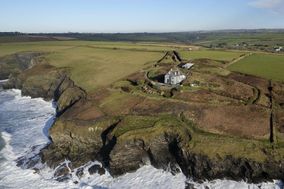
225,52 -> 253,68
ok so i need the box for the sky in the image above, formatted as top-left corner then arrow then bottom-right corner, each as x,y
0,0 -> 284,33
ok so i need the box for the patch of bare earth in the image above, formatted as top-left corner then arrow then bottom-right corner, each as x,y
186,71 -> 255,102
228,72 -> 270,107
192,105 -> 270,139
174,89 -> 240,105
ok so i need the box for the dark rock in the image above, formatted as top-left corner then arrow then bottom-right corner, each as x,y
54,164 -> 70,178
109,138 -> 150,176
88,164 -> 100,175
98,167 -> 106,175
76,167 -> 84,178
179,152 -> 284,183
56,86 -> 86,116
185,183 -> 197,189
55,174 -> 72,182
88,164 -> 105,175
73,181 -> 79,184
54,163 -> 72,182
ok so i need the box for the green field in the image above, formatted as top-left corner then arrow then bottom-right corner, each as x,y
179,50 -> 244,61
46,46 -> 163,91
0,40 -> 184,57
0,41 -> 174,91
1,40 -> 284,92
228,53 -> 284,81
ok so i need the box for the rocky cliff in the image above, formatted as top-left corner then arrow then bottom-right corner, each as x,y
2,52 -> 284,183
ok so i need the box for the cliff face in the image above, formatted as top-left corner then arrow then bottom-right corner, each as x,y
40,114 -> 284,183
2,52 -> 284,183
3,63 -> 86,116
0,52 -> 43,80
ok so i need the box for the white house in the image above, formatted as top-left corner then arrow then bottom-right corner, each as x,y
164,68 -> 186,85
182,63 -> 194,69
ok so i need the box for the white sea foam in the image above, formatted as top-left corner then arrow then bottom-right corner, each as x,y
0,89 -> 283,189
0,79 -> 8,83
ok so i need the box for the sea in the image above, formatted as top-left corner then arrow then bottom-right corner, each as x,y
0,85 -> 283,189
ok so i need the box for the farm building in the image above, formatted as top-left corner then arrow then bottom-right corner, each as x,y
182,63 -> 194,69
164,68 -> 186,85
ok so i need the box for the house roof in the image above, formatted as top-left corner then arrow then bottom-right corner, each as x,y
166,68 -> 184,76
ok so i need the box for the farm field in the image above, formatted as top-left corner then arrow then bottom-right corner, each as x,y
0,40 -> 189,57
178,49 -> 245,61
0,41 -> 180,91
1,40 -> 284,92
228,53 -> 284,81
46,46 -> 163,91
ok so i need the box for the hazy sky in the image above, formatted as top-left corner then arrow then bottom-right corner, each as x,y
1,0 -> 284,33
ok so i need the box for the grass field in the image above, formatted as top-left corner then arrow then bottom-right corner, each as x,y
1,40 -> 284,92
46,46 -> 163,91
228,53 -> 284,81
0,41 -> 185,57
0,41 -> 171,91
178,50 -> 245,61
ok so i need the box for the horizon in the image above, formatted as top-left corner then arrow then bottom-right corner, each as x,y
1,0 -> 284,33
2,28 -> 284,34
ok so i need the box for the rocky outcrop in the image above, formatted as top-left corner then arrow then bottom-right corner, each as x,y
41,117 -> 119,168
0,52 -> 43,80
109,132 -> 185,176
41,116 -> 284,183
3,63 -> 86,116
56,86 -> 86,116
182,153 -> 284,183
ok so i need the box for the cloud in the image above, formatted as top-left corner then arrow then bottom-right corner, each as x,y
249,0 -> 283,8
249,0 -> 284,14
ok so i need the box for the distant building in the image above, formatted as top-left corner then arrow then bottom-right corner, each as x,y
182,63 -> 194,69
275,47 -> 283,52
164,68 -> 186,85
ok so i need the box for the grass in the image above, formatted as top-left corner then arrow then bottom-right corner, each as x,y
114,114 -> 192,144
179,49 -> 245,61
228,53 -> 284,81
0,40 -> 186,57
113,115 -> 159,137
46,46 -> 163,91
188,133 -> 273,162
0,41 -> 170,92
194,32 -> 284,49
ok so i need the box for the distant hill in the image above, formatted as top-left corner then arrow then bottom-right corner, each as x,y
1,29 -> 284,49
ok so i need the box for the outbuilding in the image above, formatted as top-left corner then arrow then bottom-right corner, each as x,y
182,63 -> 194,69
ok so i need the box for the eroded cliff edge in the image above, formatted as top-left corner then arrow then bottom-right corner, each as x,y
1,52 -> 284,183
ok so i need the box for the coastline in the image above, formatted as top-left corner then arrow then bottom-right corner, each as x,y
1,53 -> 284,184
0,88 -> 283,189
